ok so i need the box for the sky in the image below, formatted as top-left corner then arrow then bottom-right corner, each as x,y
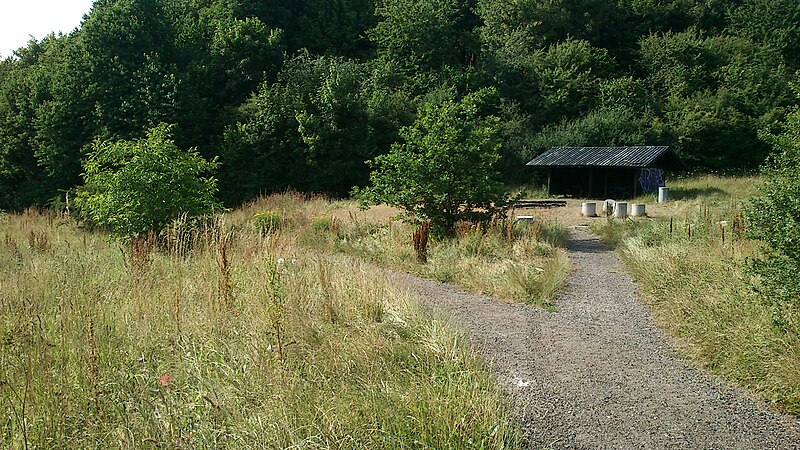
0,0 -> 96,58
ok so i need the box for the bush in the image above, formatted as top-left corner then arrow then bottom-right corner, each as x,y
75,124 -> 221,238
746,106 -> 800,329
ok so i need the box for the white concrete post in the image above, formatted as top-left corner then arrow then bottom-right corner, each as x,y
658,187 -> 669,204
614,202 -> 628,219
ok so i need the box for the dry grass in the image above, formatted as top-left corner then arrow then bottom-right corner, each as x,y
296,205 -> 570,309
0,201 -> 521,448
591,174 -> 800,414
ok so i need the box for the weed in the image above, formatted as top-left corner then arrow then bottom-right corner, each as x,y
253,211 -> 282,235
26,230 -> 49,251
128,232 -> 156,271
86,312 -> 99,422
413,221 -> 430,263
215,229 -> 233,310
310,215 -> 338,234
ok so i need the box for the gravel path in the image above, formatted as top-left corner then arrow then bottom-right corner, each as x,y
392,226 -> 800,449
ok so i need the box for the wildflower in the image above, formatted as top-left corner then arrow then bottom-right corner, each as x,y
159,374 -> 171,388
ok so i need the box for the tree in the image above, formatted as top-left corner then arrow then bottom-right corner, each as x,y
356,89 -> 510,235
639,31 -> 793,169
220,55 -> 414,204
727,0 -> 800,70
370,0 -> 479,88
745,101 -> 800,330
75,124 -> 220,238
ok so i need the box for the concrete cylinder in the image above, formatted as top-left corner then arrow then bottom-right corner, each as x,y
631,204 -> 646,217
614,202 -> 628,219
658,187 -> 669,204
516,215 -> 534,226
581,202 -> 597,217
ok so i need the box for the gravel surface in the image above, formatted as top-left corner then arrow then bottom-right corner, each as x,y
392,226 -> 800,449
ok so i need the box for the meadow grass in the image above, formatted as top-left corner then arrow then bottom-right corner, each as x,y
0,202 -> 521,448
286,199 -> 570,309
593,174 -> 800,414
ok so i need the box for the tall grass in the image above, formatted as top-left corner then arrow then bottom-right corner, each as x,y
593,175 -> 800,414
296,207 -> 570,308
0,204 -> 520,448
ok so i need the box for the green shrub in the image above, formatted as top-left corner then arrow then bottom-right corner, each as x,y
746,105 -> 800,329
75,124 -> 220,238
253,210 -> 282,233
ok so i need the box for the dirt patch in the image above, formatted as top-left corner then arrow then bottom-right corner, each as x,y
393,227 -> 800,448
329,204 -> 402,223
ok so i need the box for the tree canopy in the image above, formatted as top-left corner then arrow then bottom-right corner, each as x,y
75,123 -> 220,237
356,89 -> 509,235
0,0 -> 797,211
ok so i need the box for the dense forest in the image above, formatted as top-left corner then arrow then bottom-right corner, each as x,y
0,0 -> 798,210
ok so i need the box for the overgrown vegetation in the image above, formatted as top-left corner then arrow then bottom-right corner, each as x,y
0,203 -> 521,448
296,204 -> 570,308
592,175 -> 800,414
745,104 -> 800,330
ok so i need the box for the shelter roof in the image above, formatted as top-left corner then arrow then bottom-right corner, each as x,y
526,146 -> 680,168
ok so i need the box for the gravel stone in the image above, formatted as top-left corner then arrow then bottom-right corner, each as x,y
392,227 -> 800,449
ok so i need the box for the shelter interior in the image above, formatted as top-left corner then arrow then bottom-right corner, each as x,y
547,167 -> 643,199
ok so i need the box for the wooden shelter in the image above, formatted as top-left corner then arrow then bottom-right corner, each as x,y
526,146 -> 684,199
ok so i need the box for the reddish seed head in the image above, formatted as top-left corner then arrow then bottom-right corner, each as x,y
159,374 -> 171,388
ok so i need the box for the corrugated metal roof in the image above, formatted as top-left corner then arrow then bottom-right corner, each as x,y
526,146 -> 672,168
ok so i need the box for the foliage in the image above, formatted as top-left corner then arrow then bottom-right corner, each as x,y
370,0 -> 478,84
0,0 -> 799,210
529,105 -> 663,153
75,124 -> 220,238
357,89 -> 511,235
746,106 -> 800,329
636,31 -> 792,169
220,54 -> 414,204
727,0 -> 800,70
